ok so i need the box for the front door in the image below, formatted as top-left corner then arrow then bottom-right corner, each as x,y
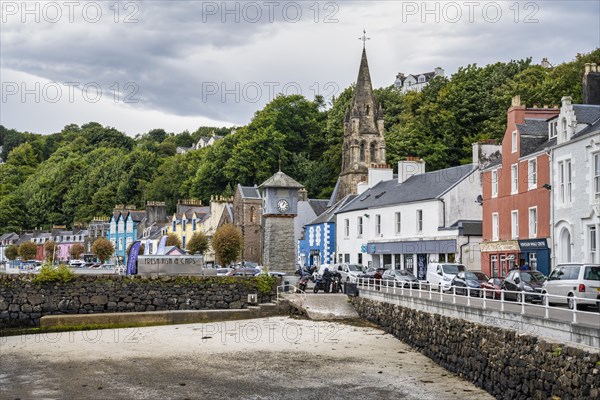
417,254 -> 427,280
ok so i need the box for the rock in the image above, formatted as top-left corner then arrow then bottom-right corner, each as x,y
90,295 -> 108,305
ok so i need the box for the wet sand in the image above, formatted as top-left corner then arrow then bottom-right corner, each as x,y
0,317 -> 492,399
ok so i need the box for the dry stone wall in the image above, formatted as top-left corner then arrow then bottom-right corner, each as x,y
0,275 -> 277,328
352,297 -> 600,400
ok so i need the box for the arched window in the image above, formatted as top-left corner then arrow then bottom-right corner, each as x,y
250,206 -> 255,223
561,118 -> 568,140
366,105 -> 370,115
370,142 -> 376,163
359,142 -> 365,162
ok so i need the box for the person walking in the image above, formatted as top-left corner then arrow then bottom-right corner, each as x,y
374,269 -> 383,291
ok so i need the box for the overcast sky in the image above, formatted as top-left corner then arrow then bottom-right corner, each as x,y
1,1 -> 599,136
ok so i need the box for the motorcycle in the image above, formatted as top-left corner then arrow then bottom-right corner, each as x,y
313,274 -> 331,293
298,274 -> 312,292
330,272 -> 343,293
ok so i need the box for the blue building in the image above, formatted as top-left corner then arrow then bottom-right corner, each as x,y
108,208 -> 146,259
298,196 -> 355,268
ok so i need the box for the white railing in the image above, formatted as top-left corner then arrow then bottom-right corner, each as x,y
355,277 -> 600,325
276,284 -> 306,307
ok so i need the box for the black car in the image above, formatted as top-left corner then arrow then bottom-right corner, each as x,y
451,271 -> 490,296
502,269 -> 546,302
381,269 -> 420,288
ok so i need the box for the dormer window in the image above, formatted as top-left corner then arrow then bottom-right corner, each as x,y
419,76 -> 425,83
511,130 -> 518,153
549,120 -> 558,139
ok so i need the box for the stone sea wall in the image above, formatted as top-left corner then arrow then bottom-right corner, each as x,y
0,274 -> 277,328
352,297 -> 600,400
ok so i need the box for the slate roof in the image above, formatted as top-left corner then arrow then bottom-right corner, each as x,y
337,164 -> 477,213
529,137 -> 556,157
309,195 -> 357,225
327,177 -> 342,208
573,104 -> 600,124
176,206 -> 210,220
571,117 -> 600,141
16,233 -> 33,245
128,211 -> 146,222
258,171 -> 304,189
0,232 -> 19,241
516,118 -> 547,137
440,220 -> 483,236
239,184 -> 261,199
308,199 -> 329,217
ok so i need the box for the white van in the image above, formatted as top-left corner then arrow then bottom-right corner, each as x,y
68,260 -> 85,268
426,263 -> 466,291
542,263 -> 600,310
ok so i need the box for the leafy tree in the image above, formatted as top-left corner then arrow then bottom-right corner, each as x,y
211,224 -> 243,266
70,243 -> 85,260
92,237 -> 114,263
187,232 -> 209,255
44,240 -> 57,262
166,233 -> 182,248
6,244 -> 19,260
19,241 -> 37,260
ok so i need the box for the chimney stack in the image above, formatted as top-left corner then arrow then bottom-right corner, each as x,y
583,63 -> 600,105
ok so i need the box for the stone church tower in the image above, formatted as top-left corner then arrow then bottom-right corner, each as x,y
336,45 -> 386,202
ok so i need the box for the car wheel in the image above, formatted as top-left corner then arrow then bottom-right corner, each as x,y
517,293 -> 523,303
567,294 -> 575,310
313,286 -> 318,294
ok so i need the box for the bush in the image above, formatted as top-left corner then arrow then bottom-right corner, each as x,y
32,264 -> 75,284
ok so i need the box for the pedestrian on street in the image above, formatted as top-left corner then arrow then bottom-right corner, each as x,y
374,269 -> 382,291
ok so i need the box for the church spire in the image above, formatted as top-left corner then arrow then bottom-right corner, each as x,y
349,38 -> 381,135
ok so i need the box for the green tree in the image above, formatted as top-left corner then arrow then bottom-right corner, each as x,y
211,224 -> 243,266
5,244 -> 19,260
19,241 -> 37,260
166,233 -> 182,248
70,243 -> 85,260
92,237 -> 114,263
44,240 -> 57,262
187,231 -> 209,255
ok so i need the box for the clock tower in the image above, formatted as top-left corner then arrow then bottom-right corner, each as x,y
258,170 -> 304,274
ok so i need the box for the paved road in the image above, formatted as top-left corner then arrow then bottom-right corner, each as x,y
359,284 -> 600,328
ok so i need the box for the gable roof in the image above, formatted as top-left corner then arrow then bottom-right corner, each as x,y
238,184 -> 261,199
337,164 -> 477,213
309,195 -> 357,225
308,199 -> 329,217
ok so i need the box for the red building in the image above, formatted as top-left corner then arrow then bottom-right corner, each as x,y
480,96 -> 559,277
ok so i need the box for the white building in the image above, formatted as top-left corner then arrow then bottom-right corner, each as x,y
335,158 -> 484,279
394,67 -> 444,94
550,94 -> 600,265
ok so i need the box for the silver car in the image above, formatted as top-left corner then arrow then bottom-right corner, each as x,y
542,263 -> 600,310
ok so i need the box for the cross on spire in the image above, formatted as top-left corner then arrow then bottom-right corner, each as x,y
358,29 -> 370,48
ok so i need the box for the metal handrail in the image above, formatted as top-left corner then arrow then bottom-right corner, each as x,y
276,284 -> 306,306
355,277 -> 599,324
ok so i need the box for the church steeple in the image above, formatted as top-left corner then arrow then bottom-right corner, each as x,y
347,46 -> 382,135
333,36 -> 386,203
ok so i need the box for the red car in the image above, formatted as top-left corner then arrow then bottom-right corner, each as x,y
480,277 -> 504,299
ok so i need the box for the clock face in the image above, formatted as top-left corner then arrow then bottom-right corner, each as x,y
277,198 -> 290,213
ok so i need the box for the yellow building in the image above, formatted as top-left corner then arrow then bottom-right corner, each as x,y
166,198 -> 233,263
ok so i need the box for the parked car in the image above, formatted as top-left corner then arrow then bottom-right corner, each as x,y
451,271 -> 489,296
226,268 -> 260,277
426,263 -> 466,292
334,263 -> 364,282
381,269 -> 420,288
502,269 -> 546,303
542,263 -> 600,310
69,260 -> 85,268
357,267 -> 388,280
480,277 -> 505,299
216,267 -> 233,276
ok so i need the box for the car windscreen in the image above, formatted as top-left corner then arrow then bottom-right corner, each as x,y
442,264 -> 465,275
584,266 -> 600,281
521,271 -> 545,283
347,265 -> 361,271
